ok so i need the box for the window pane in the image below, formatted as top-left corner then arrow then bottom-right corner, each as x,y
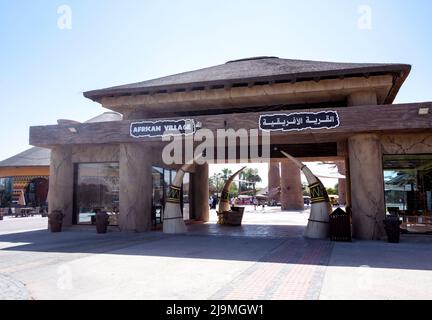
183,173 -> 190,220
75,163 -> 119,226
0,178 -> 13,207
383,155 -> 432,234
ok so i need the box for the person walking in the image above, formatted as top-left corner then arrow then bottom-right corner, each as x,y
212,196 -> 218,210
252,196 -> 258,210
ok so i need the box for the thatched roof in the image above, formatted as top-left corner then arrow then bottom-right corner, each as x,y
84,56 -> 411,104
0,147 -> 50,167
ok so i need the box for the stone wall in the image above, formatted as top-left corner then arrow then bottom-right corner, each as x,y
381,133 -> 432,155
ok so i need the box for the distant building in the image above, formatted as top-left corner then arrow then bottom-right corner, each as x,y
0,112 -> 122,207
0,147 -> 50,207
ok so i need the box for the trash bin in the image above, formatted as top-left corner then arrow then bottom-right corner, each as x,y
329,207 -> 352,242
383,215 -> 401,243
95,211 -> 109,234
49,210 -> 64,233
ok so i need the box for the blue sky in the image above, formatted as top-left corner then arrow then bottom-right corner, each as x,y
1,1 -> 431,186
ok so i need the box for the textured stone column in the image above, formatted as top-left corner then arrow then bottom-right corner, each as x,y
48,146 -> 74,228
119,143 -> 153,232
268,162 -> 280,203
192,163 -> 209,222
280,160 -> 304,211
336,161 -> 347,206
348,134 -> 385,240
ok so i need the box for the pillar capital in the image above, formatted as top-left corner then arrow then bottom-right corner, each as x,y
348,133 -> 380,143
347,91 -> 378,106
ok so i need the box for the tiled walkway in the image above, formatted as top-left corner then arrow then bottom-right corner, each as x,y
211,238 -> 333,300
3,208 -> 431,299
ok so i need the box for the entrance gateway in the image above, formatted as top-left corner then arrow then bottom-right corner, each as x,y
29,56 -> 432,240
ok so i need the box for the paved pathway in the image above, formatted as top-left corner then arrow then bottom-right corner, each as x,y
1,209 -> 432,300
211,238 -> 332,300
0,274 -> 31,300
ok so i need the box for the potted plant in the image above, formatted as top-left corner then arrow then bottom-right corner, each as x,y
49,210 -> 64,232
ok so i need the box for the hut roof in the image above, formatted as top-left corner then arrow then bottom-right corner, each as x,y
0,147 -> 50,167
84,56 -> 411,104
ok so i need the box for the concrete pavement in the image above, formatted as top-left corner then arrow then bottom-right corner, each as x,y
0,208 -> 431,300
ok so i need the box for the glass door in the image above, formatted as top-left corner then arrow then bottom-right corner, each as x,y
383,155 -> 432,234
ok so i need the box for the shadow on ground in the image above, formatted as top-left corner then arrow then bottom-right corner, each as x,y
1,223 -> 432,271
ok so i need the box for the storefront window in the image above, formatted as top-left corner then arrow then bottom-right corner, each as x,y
75,163 -> 120,225
152,167 -> 164,225
0,178 -> 13,207
25,178 -> 49,207
183,173 -> 190,220
383,155 -> 432,234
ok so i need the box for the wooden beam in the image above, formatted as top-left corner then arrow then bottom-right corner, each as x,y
30,102 -> 432,147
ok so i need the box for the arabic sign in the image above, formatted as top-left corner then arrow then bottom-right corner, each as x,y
259,111 -> 340,132
130,119 -> 196,138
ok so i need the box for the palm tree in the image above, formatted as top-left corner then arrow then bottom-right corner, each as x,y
221,168 -> 233,180
239,168 -> 262,195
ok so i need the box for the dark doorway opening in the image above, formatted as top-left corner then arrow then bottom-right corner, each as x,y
25,178 -> 49,207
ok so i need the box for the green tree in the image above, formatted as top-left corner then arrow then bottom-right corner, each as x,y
208,169 -> 239,197
221,168 -> 233,180
326,187 -> 337,195
239,168 -> 262,196
209,173 -> 224,195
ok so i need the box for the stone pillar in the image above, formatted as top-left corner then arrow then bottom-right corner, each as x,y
345,159 -> 352,207
48,146 -> 74,228
119,143 -> 153,232
268,162 -> 280,203
336,161 -> 347,206
348,134 -> 385,240
280,160 -> 304,211
347,91 -> 377,106
192,163 -> 209,222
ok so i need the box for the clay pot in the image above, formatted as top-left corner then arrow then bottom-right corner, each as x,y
49,210 -> 64,233
96,211 -> 109,234
384,215 -> 402,243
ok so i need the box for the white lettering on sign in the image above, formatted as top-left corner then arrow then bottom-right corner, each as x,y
130,119 -> 196,138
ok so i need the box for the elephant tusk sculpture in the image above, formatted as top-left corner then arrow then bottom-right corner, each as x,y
217,167 -> 247,224
163,155 -> 202,234
280,151 -> 332,239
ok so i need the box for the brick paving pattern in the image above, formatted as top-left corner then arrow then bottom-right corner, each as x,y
211,239 -> 333,300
